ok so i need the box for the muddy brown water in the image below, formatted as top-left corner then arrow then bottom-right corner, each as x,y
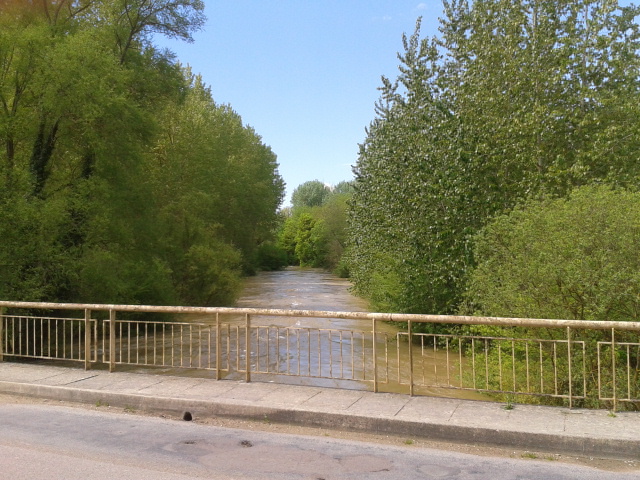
232,268 -> 484,399
125,267 -> 486,400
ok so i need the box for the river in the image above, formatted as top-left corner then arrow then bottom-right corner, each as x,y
233,267 -> 486,400
123,267 -> 484,400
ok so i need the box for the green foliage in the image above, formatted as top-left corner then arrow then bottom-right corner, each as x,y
294,213 -> 327,268
255,242 -> 288,271
465,185 -> 640,323
348,1 -> 640,315
0,1 -> 284,308
462,185 -> 640,408
291,180 -> 331,210
278,181 -> 353,270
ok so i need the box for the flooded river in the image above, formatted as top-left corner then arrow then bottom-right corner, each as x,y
232,268 -> 486,400
121,267 -> 485,400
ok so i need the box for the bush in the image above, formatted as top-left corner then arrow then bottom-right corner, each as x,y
462,184 -> 640,408
255,242 -> 288,271
464,185 -> 640,322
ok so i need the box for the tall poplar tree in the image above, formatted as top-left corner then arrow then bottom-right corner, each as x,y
348,0 -> 640,316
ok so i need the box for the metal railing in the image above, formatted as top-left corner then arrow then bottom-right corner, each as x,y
0,301 -> 638,409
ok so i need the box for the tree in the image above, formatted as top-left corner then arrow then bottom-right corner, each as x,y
279,181 -> 353,271
291,180 -> 331,210
464,185 -> 640,323
0,1 -> 284,309
461,184 -> 640,408
347,0 -> 640,315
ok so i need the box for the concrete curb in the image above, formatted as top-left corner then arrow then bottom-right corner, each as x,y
1,380 -> 638,460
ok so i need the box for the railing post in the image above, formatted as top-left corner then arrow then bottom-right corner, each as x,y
109,310 -> 116,372
0,307 -> 4,363
611,328 -> 617,412
216,313 -> 222,380
408,320 -> 414,396
567,327 -> 572,409
372,318 -> 378,393
84,309 -> 92,371
245,313 -> 251,383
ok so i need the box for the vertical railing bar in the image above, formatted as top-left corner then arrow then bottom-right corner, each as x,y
553,342 -> 558,396
317,329 -> 321,377
286,328 -> 290,375
372,319 -> 378,392
216,313 -> 222,379
49,318 -> 52,358
358,331 -> 363,380
118,321 -> 123,364
52,318 -> 56,359
265,326 -> 268,373
189,324 -> 193,368
511,340 -> 516,392
135,322 -> 139,365
329,331 -> 334,378
470,338 -> 476,389
383,333 -> 388,383
25,317 -> 29,357
498,339 -> 503,391
180,324 -> 185,368
408,320 -> 414,396
538,342 -> 544,393
153,321 -> 157,367
433,336 -> 438,386
612,328 -> 617,412
567,327 -> 572,408
276,326 -> 281,374
525,342 -> 530,393
144,322 -> 148,365
396,333 -> 401,385
419,336 -> 424,385
458,338 -> 463,388
626,344 -> 631,401
235,325 -> 240,373
339,331 -> 343,379
161,322 -> 166,367
245,314 -> 251,382
109,310 -> 116,372
256,326 -> 261,373
93,318 -> 98,362
84,309 -> 92,370
73,318 -> 77,360
445,337 -> 451,387
597,341 -> 602,400
0,307 -> 4,362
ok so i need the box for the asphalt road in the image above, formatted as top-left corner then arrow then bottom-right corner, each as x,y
0,404 -> 637,480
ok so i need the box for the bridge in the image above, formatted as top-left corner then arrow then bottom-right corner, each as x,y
0,300 -> 639,411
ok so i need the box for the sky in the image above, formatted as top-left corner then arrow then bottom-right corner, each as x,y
154,1 -> 445,206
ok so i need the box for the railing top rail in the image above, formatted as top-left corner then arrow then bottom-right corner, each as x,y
1,300 -> 639,331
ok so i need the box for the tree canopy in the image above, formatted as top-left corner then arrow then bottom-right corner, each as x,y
347,0 -> 640,315
0,0 -> 284,306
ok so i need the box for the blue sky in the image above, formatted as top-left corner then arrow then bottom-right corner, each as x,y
155,1 -> 445,206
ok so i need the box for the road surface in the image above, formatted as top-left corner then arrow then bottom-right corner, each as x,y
0,403 -> 638,480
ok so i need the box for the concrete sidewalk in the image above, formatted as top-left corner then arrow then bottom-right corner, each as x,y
0,362 -> 638,460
